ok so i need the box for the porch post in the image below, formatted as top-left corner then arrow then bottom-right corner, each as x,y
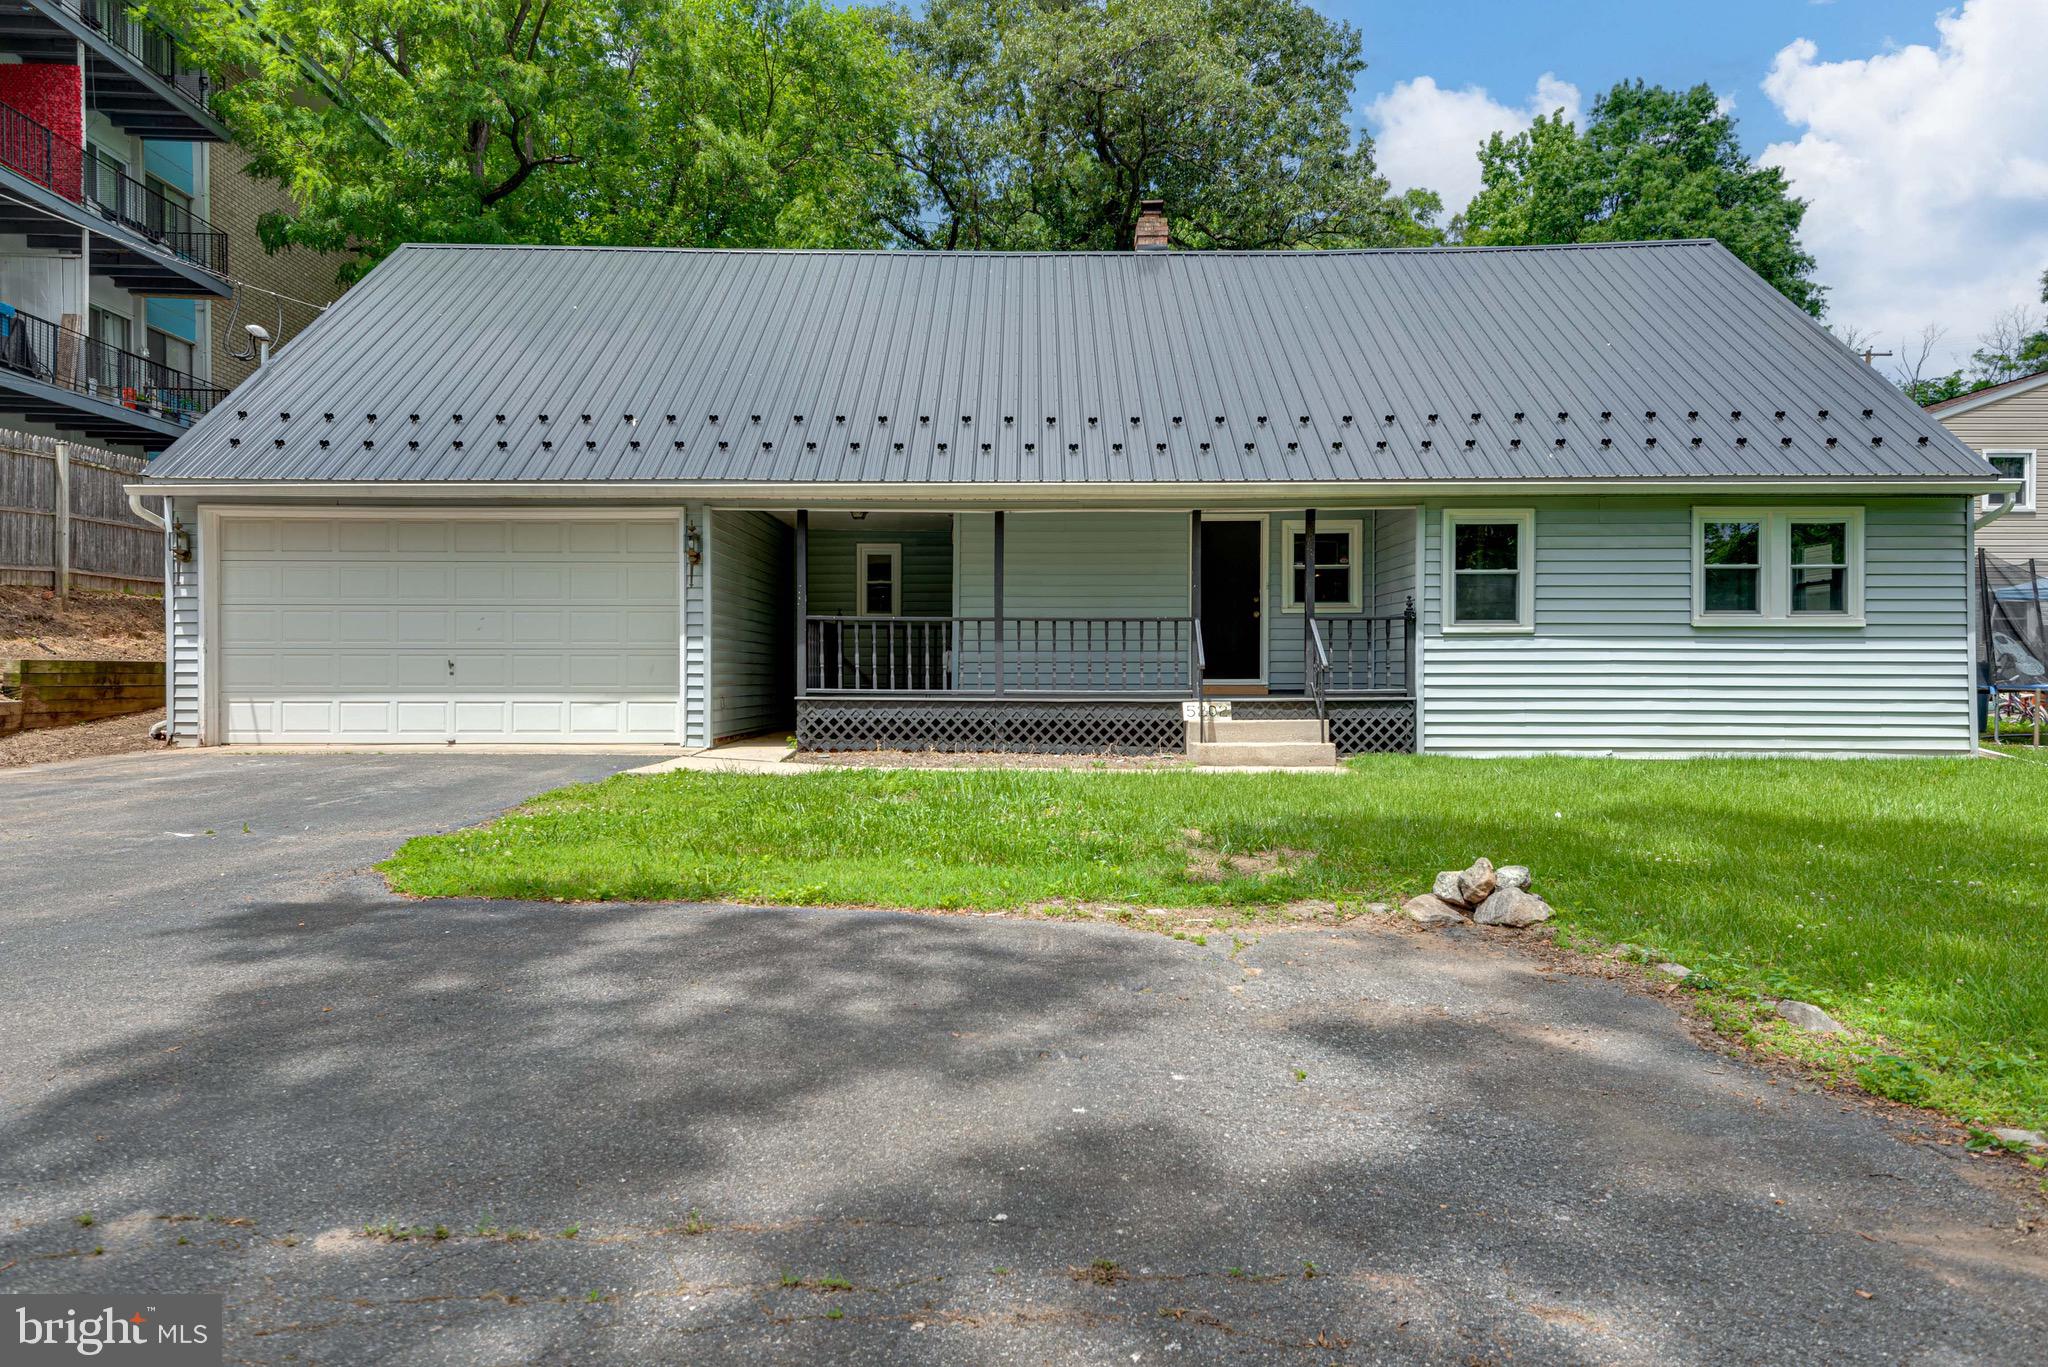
794,509 -> 809,699
992,510 -> 1005,696
1189,510 -> 1202,692
1302,506 -> 1317,647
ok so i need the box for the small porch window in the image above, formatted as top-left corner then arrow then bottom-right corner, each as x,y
1281,519 -> 1362,612
855,542 -> 901,616
1442,509 -> 1534,632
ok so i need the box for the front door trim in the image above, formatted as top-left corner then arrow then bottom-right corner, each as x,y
1197,512 -> 1267,686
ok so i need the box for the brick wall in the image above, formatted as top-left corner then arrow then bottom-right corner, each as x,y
206,142 -> 351,389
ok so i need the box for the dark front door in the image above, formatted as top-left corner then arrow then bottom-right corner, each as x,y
1199,519 -> 1263,681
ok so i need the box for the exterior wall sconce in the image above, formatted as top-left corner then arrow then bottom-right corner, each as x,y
171,521 -> 192,563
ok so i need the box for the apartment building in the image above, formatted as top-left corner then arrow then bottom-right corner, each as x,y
0,0 -> 343,458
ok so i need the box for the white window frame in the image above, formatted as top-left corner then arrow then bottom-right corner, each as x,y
1983,450 -> 2036,514
1279,518 -> 1363,613
1691,507 -> 1865,627
1441,508 -> 1535,634
854,541 -> 901,617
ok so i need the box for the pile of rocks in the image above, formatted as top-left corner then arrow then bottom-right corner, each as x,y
1402,857 -> 1552,930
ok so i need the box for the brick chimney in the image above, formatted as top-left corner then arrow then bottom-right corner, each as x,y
1134,199 -> 1168,252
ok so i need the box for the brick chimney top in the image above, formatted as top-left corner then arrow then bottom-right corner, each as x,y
1134,199 -> 1168,252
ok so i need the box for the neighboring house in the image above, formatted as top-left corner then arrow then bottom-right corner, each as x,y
1928,370 -> 2048,567
129,217 -> 2003,758
0,2 -> 346,459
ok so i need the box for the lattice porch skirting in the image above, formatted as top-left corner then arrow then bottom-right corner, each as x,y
798,696 -> 1417,756
798,698 -> 1185,754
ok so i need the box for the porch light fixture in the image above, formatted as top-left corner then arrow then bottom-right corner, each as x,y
170,521 -> 191,563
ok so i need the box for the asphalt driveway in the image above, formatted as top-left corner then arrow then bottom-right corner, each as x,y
1,752 -> 2043,1364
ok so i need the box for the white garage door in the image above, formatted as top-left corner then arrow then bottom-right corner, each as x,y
214,514 -> 681,744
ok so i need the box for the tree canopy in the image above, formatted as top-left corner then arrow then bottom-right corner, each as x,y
872,0 -> 1434,250
153,0 -> 908,277
1459,81 -> 1823,316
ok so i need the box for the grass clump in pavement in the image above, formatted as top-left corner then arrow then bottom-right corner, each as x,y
381,755 -> 2048,1129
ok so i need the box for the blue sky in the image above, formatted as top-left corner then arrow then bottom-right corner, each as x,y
1331,0 -> 2048,376
1343,0 -> 1945,152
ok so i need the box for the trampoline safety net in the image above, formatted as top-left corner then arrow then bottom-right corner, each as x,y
1980,550 -> 2048,689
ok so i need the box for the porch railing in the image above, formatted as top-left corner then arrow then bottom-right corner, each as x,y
804,615 -> 1198,695
1317,602 -> 1416,694
0,301 -> 224,423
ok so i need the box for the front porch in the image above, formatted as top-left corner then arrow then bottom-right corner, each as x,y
707,507 -> 1419,756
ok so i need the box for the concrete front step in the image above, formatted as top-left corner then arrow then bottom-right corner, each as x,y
1186,739 -> 1339,768
1187,717 -> 1325,744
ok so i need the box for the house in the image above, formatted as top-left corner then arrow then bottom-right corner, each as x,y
1929,370 -> 2048,565
127,213 -> 2007,758
1928,369 -> 2048,691
0,1 -> 349,459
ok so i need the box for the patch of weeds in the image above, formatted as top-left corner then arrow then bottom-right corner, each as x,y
815,1274 -> 853,1292
1076,1258 -> 1126,1287
584,1290 -> 604,1304
1293,1069 -> 1307,1082
75,1212 -> 94,1228
91,1246 -> 103,1257
561,1226 -> 579,1240
682,1209 -> 710,1236
433,1225 -> 449,1241
1856,1054 -> 1936,1106
175,1236 -> 189,1246
1226,1266 -> 1248,1279
826,1307 -> 844,1320
992,1266 -> 1010,1276
780,1270 -> 801,1288
475,1219 -> 500,1238
1302,1261 -> 1318,1279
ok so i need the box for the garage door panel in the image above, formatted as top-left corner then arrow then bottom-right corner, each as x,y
216,514 -> 682,745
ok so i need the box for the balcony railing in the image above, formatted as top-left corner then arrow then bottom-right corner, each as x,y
74,0 -> 212,109
0,301 -> 224,425
0,96 -> 226,275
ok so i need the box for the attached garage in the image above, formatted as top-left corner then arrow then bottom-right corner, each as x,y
206,511 -> 682,744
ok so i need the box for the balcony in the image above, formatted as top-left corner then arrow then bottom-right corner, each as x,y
0,299 -> 223,442
0,95 -> 229,294
0,0 -> 227,141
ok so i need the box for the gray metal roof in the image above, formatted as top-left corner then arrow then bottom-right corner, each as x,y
148,240 -> 1992,485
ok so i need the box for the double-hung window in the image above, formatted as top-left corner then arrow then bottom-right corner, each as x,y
1983,451 -> 2035,513
1280,519 -> 1362,612
855,543 -> 901,616
1692,508 -> 1863,626
1442,509 -> 1534,632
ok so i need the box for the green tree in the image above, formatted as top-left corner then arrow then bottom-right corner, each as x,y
1460,81 -> 1823,316
152,0 -> 907,278
873,0 -> 1432,250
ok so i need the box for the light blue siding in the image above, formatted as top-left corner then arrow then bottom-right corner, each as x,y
954,512 -> 1190,617
710,509 -> 792,740
806,525 -> 952,616
1417,495 -> 1973,755
167,496 -> 200,741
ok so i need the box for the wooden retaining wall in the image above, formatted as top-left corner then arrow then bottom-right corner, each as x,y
0,659 -> 165,735
0,428 -> 163,594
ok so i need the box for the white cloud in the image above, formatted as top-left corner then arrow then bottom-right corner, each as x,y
1760,0 -> 2048,372
1365,74 -> 1580,215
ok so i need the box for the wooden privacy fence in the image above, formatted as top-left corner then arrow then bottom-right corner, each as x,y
0,427 -> 163,597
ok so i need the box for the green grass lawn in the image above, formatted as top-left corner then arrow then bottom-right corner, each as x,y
382,755 -> 2048,1131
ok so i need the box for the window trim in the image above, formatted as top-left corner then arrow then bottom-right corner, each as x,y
1983,450 -> 2036,514
854,541 -> 901,617
1441,508 -> 1535,634
1691,507 -> 1865,628
1278,517 -> 1363,614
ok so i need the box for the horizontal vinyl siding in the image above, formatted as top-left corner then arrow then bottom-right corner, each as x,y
807,525 -> 952,616
955,512 -> 1189,617
683,503 -> 709,747
1420,495 -> 1971,755
168,497 -> 200,741
711,509 -> 792,740
1938,387 -> 2048,564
